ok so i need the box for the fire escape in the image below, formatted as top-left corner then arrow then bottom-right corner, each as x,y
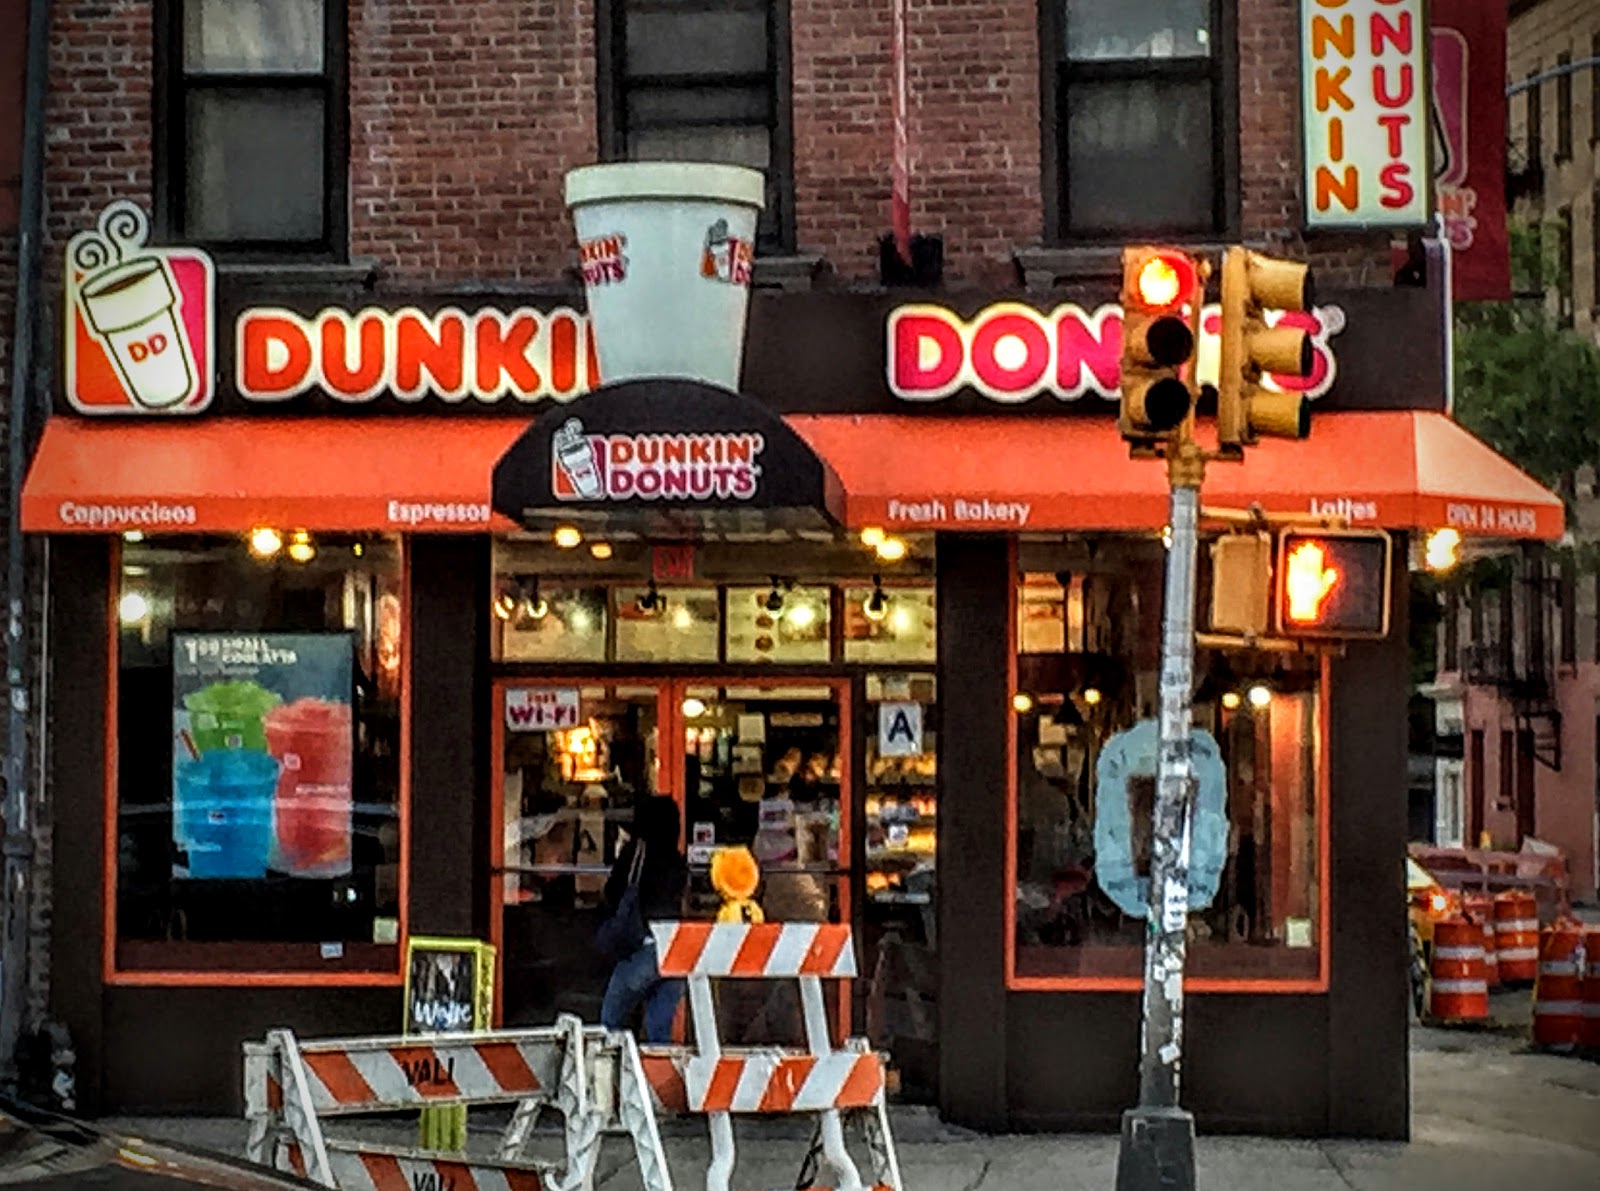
1461,556 -> 1562,771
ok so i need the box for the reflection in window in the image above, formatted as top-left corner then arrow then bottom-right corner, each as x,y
495,581 -> 608,663
842,584 -> 936,664
115,535 -> 402,970
724,585 -> 831,663
614,586 -> 721,662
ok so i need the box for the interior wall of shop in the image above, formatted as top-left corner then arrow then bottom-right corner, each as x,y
47,535 -> 493,1114
935,536 -> 1411,1139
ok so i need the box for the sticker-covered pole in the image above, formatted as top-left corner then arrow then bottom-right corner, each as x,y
1115,440 -> 1203,1191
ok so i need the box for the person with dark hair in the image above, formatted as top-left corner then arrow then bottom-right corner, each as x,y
599,795 -> 688,1042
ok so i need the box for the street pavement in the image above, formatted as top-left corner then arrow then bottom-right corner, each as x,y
98,999 -> 1600,1191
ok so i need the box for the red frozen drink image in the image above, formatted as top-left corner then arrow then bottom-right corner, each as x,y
265,698 -> 354,877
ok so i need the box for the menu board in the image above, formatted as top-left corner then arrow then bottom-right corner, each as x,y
842,585 -> 936,663
615,587 -> 720,662
500,585 -> 607,662
725,586 -> 831,663
171,632 -> 354,881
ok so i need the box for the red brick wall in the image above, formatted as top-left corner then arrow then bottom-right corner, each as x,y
33,0 -> 1394,289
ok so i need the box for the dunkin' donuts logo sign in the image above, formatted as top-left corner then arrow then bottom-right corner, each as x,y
65,201 -> 214,414
551,418 -> 764,502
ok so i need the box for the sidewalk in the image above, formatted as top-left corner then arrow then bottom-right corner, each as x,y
104,1023 -> 1600,1191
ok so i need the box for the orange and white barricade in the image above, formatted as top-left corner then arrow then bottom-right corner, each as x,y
1582,928 -> 1600,1052
1493,890 -> 1540,983
650,921 -> 905,1191
1532,920 -> 1585,1050
244,1014 -> 673,1191
1426,918 -> 1489,1024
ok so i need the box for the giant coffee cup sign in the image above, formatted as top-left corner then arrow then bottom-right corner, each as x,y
565,162 -> 766,390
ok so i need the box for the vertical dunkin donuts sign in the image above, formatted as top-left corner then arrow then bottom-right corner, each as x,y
65,201 -> 215,414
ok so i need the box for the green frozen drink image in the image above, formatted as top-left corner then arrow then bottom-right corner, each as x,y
183,681 -> 281,753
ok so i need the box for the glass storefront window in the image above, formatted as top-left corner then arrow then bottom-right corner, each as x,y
724,585 -> 831,663
1010,540 -> 1325,987
496,581 -> 608,662
842,583 -> 936,664
614,586 -> 721,662
115,534 -> 403,973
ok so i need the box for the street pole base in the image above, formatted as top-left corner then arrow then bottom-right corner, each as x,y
1114,1105 -> 1196,1191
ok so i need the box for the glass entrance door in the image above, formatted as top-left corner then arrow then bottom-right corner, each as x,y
490,676 -> 854,1037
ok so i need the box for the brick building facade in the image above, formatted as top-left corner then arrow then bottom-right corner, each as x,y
4,0 -> 1498,1134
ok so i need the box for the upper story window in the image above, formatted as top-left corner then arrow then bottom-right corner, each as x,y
159,0 -> 347,257
600,0 -> 793,252
1047,0 -> 1229,239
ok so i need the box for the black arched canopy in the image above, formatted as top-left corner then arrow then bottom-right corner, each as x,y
492,379 -> 844,537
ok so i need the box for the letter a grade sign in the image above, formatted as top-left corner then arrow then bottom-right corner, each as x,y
878,702 -> 923,758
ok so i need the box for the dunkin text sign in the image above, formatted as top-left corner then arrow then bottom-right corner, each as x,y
888,302 -> 1346,403
551,418 -> 764,502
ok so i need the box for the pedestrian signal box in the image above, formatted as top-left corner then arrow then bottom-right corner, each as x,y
1274,529 -> 1391,639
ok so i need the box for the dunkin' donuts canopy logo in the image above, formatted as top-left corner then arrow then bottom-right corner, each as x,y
551,417 -> 764,502
65,202 -> 214,414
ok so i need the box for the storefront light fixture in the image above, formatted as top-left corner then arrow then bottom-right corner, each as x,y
860,526 -> 886,548
590,541 -> 613,560
1220,691 -> 1243,711
637,580 -> 664,615
1081,687 -> 1102,707
118,591 -> 149,625
554,525 -> 583,549
122,530 -> 144,543
249,527 -> 283,558
875,537 -> 908,562
1161,524 -> 1174,551
681,696 -> 708,718
494,589 -> 517,621
863,576 -> 889,622
287,530 -> 316,564
1424,527 -> 1461,572
1247,683 -> 1273,709
786,601 -> 818,630
519,578 -> 549,621
764,577 -> 787,613
1012,692 -> 1034,714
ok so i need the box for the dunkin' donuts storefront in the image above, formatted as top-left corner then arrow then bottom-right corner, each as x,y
26,177 -> 1563,1136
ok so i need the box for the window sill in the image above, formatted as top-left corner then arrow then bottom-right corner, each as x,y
109,939 -> 402,986
216,256 -> 384,291
754,253 -> 829,292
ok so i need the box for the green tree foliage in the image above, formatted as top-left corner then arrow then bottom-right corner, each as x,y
1453,220 -> 1600,491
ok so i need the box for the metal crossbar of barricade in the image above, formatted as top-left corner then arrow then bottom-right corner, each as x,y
649,921 -> 906,1191
243,1014 -> 673,1191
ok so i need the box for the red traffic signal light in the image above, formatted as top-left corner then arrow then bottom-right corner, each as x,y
1119,247 -> 1206,447
1274,529 -> 1391,639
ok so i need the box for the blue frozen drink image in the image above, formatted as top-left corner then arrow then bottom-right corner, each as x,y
175,749 -> 280,879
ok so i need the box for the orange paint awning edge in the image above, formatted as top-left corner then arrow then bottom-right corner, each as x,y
22,410 -> 1564,542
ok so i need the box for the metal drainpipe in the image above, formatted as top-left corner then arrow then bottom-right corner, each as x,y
1,0 -> 54,1093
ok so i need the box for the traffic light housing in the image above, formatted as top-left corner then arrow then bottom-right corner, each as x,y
1208,532 -> 1273,637
1274,528 -> 1392,639
1119,247 -> 1206,451
1216,247 -> 1315,456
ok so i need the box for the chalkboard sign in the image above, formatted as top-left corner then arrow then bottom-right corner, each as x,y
403,937 -> 496,1036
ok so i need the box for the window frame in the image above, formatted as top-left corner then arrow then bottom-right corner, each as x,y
1004,642 -> 1332,995
595,0 -> 796,255
103,537 -> 410,987
1040,0 -> 1239,243
1555,52 -> 1572,161
1526,67 -> 1543,172
153,0 -> 350,261
1591,34 -> 1599,146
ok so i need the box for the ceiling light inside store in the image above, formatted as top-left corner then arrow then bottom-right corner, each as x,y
1424,528 -> 1461,572
1248,684 -> 1272,709
118,591 -> 149,625
875,537 -> 908,562
1012,693 -> 1034,714
1082,687 -> 1102,706
681,697 -> 708,718
287,531 -> 316,564
860,526 -> 886,548
250,527 -> 283,558
122,530 -> 144,543
672,606 -> 694,630
570,607 -> 593,632
863,576 -> 889,622
590,542 -> 614,560
889,605 -> 912,632
554,525 -> 583,549
494,591 -> 517,620
1221,691 -> 1243,711
786,602 -> 817,629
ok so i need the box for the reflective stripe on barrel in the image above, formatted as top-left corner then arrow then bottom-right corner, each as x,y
1533,920 -> 1585,1048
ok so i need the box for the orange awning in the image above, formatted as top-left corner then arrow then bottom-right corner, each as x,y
789,410 -> 1564,540
23,409 -> 1563,540
22,417 -> 528,534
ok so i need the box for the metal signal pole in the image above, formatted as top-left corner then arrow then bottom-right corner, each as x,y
1114,440 -> 1204,1191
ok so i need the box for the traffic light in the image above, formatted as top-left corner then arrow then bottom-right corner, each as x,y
1274,528 -> 1392,639
1216,247 -> 1315,455
1119,246 -> 1206,450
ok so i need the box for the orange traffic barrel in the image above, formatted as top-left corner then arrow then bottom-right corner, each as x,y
1428,917 -> 1489,1023
1532,919 -> 1585,1050
1493,890 -> 1540,983
1582,928 -> 1600,1051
